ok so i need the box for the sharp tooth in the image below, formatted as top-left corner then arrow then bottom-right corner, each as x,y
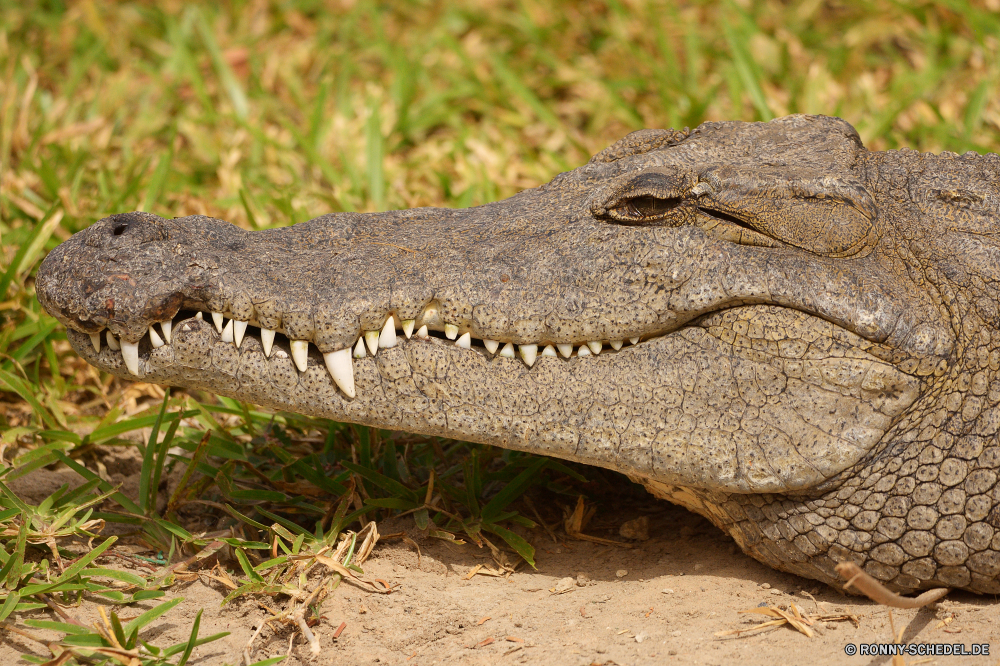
557,343 -> 573,358
364,330 -> 380,356
456,332 -> 471,349
122,339 -> 140,375
90,333 -> 102,353
444,324 -> 459,340
290,340 -> 309,371
499,342 -> 515,358
106,331 -> 120,350
354,337 -> 367,358
220,319 -> 234,343
379,316 -> 397,349
519,344 -> 538,367
160,320 -> 172,343
195,311 -> 203,320
541,344 -> 557,357
484,339 -> 500,354
324,348 -> 356,399
587,341 -> 602,355
402,319 -> 415,338
233,320 -> 248,348
578,345 -> 592,357
261,328 -> 275,357
416,325 -> 429,339
610,339 -> 623,350
149,326 -> 165,348
629,336 -> 640,345
211,312 -> 224,333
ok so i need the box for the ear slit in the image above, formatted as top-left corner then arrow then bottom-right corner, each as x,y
697,207 -> 757,233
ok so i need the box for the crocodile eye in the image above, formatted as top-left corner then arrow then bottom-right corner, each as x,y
607,195 -> 682,224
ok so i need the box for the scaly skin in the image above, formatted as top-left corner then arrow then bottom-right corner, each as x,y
36,115 -> 1000,593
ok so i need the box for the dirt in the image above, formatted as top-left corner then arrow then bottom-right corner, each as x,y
4,465 -> 1000,666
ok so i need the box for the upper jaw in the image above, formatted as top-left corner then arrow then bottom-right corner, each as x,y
38,195 -> 954,386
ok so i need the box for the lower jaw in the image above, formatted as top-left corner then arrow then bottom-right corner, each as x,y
66,305 -> 916,495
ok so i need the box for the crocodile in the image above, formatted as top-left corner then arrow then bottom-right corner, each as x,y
35,114 -> 1000,594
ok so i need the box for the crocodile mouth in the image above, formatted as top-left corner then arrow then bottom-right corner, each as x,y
74,301 -> 670,399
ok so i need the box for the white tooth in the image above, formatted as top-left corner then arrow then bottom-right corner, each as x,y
274,348 -> 289,359
106,331 -> 120,351
444,324 -> 459,340
578,345 -> 592,357
416,325 -> 429,339
610,340 -> 623,350
402,319 -> 415,338
557,343 -> 573,358
149,326 -> 165,348
195,311 -> 203,320
519,344 -> 538,367
324,349 -> 356,399
261,328 -> 275,357
220,319 -> 234,343
456,332 -> 471,349
587,341 -> 602,355
364,330 -> 380,356
629,337 -> 640,345
160,320 -> 172,343
499,342 -> 515,358
211,312 -> 224,333
379,316 -> 397,349
233,320 -> 248,348
484,339 -> 500,354
90,333 -> 102,353
541,344 -> 557,357
354,337 -> 367,358
122,340 -> 140,375
290,340 -> 309,371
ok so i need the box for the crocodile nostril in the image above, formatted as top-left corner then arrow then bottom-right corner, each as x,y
112,221 -> 129,236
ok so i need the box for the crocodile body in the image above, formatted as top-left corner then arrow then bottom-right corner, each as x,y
36,115 -> 1000,593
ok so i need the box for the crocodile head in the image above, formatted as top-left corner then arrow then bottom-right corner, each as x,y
37,115 -> 1000,592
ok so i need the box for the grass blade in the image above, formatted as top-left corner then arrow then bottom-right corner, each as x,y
481,457 -> 547,521
122,597 -> 184,635
177,608 -> 202,666
139,388 -> 171,516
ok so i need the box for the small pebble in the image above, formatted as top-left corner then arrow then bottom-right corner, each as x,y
616,569 -> 628,578
553,577 -> 576,593
760,583 -> 771,589
661,588 -> 674,594
770,589 -> 783,596
635,632 -> 647,643
619,516 -> 650,541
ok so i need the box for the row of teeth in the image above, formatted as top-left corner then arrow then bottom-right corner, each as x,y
90,312 -> 642,400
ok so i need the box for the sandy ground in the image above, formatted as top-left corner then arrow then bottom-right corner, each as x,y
4,460 -> 1000,666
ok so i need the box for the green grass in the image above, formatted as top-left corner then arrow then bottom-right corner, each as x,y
1,0 -> 1000,662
